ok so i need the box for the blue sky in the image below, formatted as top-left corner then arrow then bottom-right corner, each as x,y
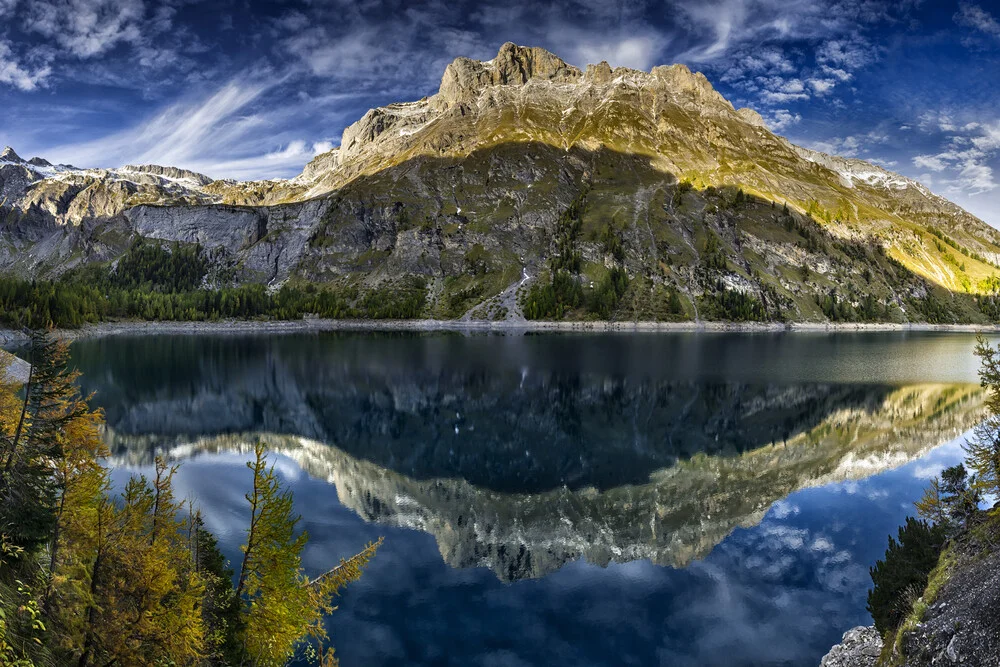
2,0 -> 1000,225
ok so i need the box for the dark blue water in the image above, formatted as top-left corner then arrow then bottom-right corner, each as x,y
72,331 -> 991,666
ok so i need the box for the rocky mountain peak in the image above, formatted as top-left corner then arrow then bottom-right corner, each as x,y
435,42 -> 582,107
0,146 -> 24,163
650,63 -> 734,109
736,108 -> 768,128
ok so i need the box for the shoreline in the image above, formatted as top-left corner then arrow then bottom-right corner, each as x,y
4,317 -> 1000,345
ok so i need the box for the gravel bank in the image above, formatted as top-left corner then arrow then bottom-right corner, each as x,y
3,318 -> 1000,345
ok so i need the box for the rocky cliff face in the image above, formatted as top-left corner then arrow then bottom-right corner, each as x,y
5,43 -> 1000,322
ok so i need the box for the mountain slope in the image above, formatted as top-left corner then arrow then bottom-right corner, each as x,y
4,43 -> 1000,323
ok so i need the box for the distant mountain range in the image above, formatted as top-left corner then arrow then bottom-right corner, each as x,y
4,43 -> 1000,323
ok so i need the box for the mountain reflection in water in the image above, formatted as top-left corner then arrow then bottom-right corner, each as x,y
75,331 -> 994,665
73,332 -> 987,580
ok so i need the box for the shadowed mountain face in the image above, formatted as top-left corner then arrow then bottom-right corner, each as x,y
82,332 -> 988,581
5,44 -> 1000,322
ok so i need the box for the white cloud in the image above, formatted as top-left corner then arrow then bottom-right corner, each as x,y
955,2 -> 1000,39
957,160 -> 996,194
0,40 -> 51,91
44,74 -> 338,180
23,0 -> 147,59
820,65 -> 852,82
918,111 -> 960,133
972,121 -> 1000,151
908,120 -> 1000,197
913,154 -> 948,171
678,2 -> 900,109
816,37 -> 878,70
564,35 -> 662,71
807,78 -> 835,94
806,130 -> 889,158
764,109 -> 801,131
758,76 -> 810,103
312,141 -> 334,155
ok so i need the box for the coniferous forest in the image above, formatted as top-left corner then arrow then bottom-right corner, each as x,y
0,240 -> 427,330
0,333 -> 380,666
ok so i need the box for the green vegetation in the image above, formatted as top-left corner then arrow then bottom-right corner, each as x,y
0,334 -> 380,666
523,192 -> 588,320
523,190 -> 630,320
867,336 -> 1000,660
816,290 -> 892,322
867,517 -> 947,635
0,241 -> 428,328
698,285 -> 767,321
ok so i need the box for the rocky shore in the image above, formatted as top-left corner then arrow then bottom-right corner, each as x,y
0,349 -> 30,382
2,318 -> 1000,347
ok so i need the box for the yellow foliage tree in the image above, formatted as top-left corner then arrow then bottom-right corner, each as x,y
236,441 -> 381,666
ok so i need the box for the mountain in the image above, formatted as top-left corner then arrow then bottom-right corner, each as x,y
107,382 -> 985,581
4,43 -> 1000,323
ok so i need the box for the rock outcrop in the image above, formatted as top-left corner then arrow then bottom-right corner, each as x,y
896,541 -> 1000,666
820,627 -> 882,667
0,350 -> 30,384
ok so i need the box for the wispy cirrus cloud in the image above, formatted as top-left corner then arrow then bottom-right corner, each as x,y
45,74 -> 341,179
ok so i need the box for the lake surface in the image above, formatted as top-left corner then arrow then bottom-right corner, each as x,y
69,331 -> 993,666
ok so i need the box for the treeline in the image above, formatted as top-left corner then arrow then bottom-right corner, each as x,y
698,285 -> 767,321
0,241 -> 428,329
0,334 -> 380,665
816,290 -> 893,322
867,336 -> 1000,646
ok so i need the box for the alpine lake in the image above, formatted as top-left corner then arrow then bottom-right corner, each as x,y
68,330 -> 994,666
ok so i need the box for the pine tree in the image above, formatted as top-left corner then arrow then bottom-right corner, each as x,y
939,463 -> 980,530
964,336 -> 1000,501
191,511 -> 244,665
78,472 -> 206,667
236,442 -> 380,665
915,477 -> 949,528
867,517 -> 946,634
1,352 -> 380,666
0,333 -> 88,555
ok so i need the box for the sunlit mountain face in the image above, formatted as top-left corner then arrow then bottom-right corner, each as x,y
69,331 -> 988,664
2,1 -> 1000,227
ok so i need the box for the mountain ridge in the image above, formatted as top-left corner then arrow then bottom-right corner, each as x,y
4,43 -> 1000,325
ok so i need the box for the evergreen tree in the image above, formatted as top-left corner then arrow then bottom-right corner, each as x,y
867,517 -> 946,634
236,442 -> 381,666
0,333 -> 87,556
964,336 -> 1000,501
0,339 -> 380,666
939,463 -> 980,530
191,511 -> 244,665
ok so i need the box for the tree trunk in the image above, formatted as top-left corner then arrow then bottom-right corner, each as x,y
3,360 -> 33,475
42,489 -> 67,614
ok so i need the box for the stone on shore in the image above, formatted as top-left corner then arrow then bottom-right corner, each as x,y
820,626 -> 882,667
0,349 -> 30,384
